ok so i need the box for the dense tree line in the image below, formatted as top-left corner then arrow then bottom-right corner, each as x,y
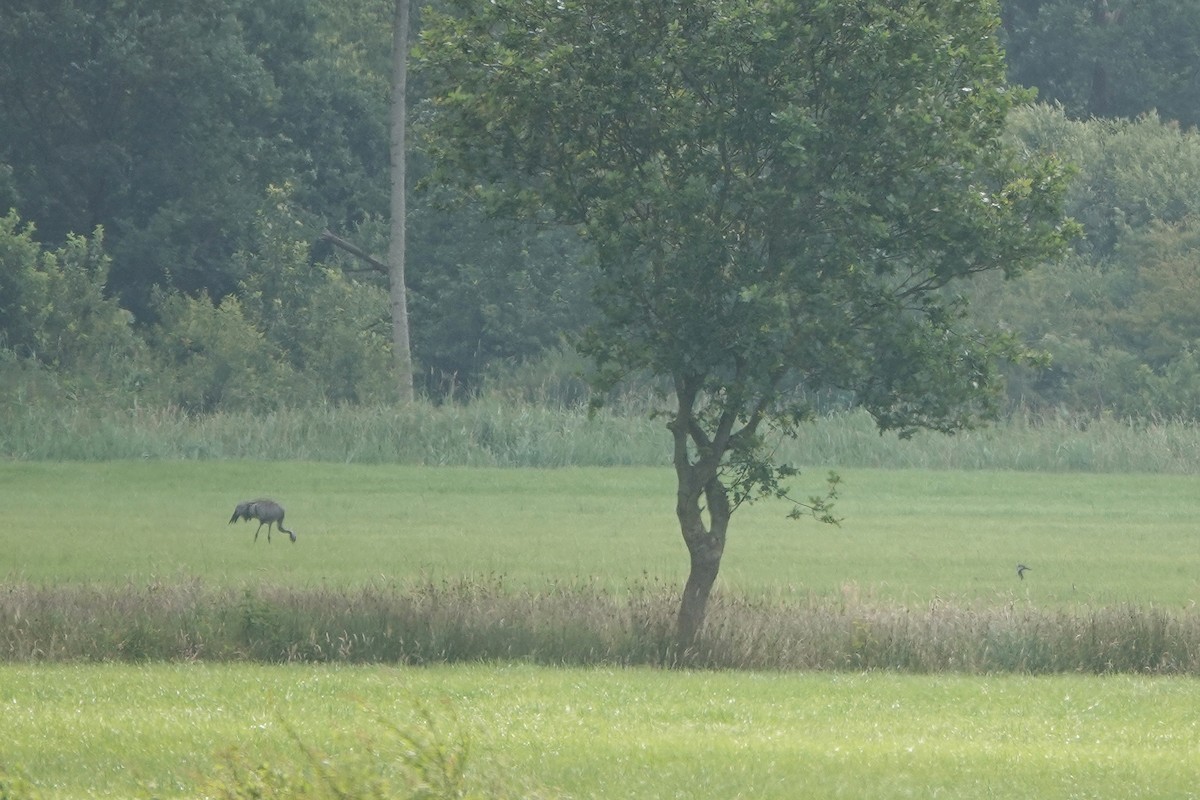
974,106 -> 1200,417
0,0 -> 594,405
2,0 -> 1199,417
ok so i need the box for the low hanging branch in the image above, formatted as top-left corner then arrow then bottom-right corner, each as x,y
321,229 -> 388,275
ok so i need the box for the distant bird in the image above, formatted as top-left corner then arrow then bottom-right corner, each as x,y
229,499 -> 296,543
1016,563 -> 1031,580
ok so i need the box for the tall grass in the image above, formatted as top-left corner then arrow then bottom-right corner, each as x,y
6,398 -> 1200,472
4,576 -> 1199,674
782,408 -> 1200,473
0,400 -> 668,466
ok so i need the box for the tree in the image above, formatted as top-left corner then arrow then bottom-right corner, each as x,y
418,0 -> 1072,647
148,185 -> 399,413
0,0 -> 392,321
967,105 -> 1200,417
389,0 -> 416,402
406,203 -> 597,397
1000,0 -> 1200,128
0,0 -> 281,317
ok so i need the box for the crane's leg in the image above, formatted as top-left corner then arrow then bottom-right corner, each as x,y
254,522 -> 264,542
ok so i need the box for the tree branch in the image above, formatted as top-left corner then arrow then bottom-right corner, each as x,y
321,229 -> 389,275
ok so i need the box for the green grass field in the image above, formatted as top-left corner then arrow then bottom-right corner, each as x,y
4,460 -> 1200,798
4,461 -> 1199,605
2,662 -> 1199,799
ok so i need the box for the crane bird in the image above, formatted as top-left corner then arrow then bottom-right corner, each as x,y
1016,563 -> 1031,580
229,499 -> 296,543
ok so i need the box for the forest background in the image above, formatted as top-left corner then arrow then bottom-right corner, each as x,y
3,0 -> 1200,423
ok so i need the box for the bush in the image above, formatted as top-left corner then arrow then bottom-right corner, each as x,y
233,186 -> 399,406
0,212 -> 146,394
148,292 -> 304,413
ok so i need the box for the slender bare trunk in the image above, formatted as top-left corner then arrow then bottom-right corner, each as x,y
389,0 -> 414,403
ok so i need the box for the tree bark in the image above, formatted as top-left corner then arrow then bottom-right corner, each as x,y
1089,0 -> 1117,117
389,0 -> 415,403
670,380 -> 733,652
675,481 -> 729,651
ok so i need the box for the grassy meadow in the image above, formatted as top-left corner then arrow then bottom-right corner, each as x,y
7,662 -> 1200,800
3,662 -> 1200,800
4,442 -> 1200,797
3,459 -> 1199,605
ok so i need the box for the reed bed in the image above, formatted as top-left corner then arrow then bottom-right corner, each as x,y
4,577 -> 1199,674
6,398 -> 1200,472
0,401 -> 669,466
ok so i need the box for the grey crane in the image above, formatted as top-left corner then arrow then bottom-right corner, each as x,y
1016,563 -> 1031,580
229,499 -> 296,543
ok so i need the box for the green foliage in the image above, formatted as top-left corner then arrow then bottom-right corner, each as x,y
479,345 -> 598,408
5,0 -> 1200,425
0,212 -> 145,392
1001,0 -> 1200,127
149,292 -> 301,414
147,185 -> 400,412
420,0 -> 1072,469
0,0 -> 389,320
0,0 -> 275,315
0,212 -> 43,354
234,185 -> 399,405
419,0 -> 1073,641
239,0 -> 391,231
1010,106 -> 1200,261
405,204 -> 597,397
980,106 -> 1200,415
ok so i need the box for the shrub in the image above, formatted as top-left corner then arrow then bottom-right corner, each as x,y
0,212 -> 145,393
148,292 -> 303,413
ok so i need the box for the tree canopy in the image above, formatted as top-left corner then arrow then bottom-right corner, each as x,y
1002,0 -> 1200,127
0,0 -> 331,316
418,0 -> 1075,643
1,0 -> 1194,419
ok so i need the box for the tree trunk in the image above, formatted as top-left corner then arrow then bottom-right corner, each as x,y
389,0 -> 415,403
676,518 -> 725,651
1089,0 -> 1116,117
674,467 -> 732,652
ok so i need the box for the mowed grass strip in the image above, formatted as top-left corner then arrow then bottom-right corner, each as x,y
2,662 -> 1199,800
3,461 -> 1200,606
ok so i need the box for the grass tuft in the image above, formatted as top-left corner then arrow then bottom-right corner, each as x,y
200,704 -> 521,800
